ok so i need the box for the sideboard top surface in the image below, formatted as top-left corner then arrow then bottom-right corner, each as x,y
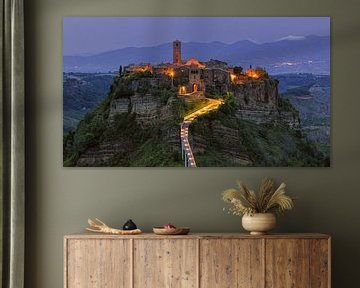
64,232 -> 330,240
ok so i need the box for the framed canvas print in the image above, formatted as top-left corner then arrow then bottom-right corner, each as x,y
63,17 -> 330,167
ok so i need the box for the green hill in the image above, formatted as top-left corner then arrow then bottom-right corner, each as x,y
190,95 -> 329,167
64,73 -> 329,167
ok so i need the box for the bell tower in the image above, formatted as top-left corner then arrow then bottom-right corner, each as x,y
173,40 -> 181,64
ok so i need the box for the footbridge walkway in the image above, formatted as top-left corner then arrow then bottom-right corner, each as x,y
180,99 -> 223,167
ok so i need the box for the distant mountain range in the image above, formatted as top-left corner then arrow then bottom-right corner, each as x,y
63,35 -> 330,74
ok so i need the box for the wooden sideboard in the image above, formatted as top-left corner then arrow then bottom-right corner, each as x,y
64,233 -> 331,288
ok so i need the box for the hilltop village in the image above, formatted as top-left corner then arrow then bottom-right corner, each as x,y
109,40 -> 299,128
64,39 -> 326,168
122,40 -> 267,96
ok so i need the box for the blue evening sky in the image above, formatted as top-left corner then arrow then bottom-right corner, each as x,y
63,17 -> 330,56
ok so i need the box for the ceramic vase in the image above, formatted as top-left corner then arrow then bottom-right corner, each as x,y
242,213 -> 276,235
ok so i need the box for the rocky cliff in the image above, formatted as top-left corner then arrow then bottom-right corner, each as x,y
109,93 -> 176,125
191,119 -> 254,166
188,88 -> 327,167
64,72 -> 327,167
64,81 -> 185,166
232,78 -> 300,128
190,110 -> 327,166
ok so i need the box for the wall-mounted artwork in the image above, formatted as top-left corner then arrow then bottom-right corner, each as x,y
63,17 -> 330,167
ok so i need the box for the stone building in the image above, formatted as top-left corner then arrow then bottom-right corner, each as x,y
123,63 -> 152,74
122,40 -> 273,98
203,68 -> 230,94
173,40 -> 182,65
182,59 -> 205,94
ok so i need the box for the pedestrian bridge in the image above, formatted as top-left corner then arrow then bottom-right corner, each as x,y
180,99 -> 223,167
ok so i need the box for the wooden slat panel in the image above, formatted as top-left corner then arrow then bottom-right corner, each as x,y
133,239 -> 197,288
200,239 -> 264,288
66,239 -> 131,288
64,234 -> 330,288
265,239 -> 310,288
310,239 -> 330,288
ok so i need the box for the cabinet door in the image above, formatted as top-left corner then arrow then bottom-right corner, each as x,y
309,239 -> 330,288
266,239 -> 315,288
200,239 -> 264,288
134,239 -> 198,288
66,239 -> 131,288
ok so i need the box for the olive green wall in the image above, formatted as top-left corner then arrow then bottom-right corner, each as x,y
24,0 -> 360,287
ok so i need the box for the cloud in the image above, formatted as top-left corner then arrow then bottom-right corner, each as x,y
278,35 -> 306,41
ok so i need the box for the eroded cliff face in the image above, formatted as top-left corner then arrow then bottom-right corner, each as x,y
109,98 -> 130,116
75,93 -> 181,166
109,93 -> 175,125
65,74 -> 306,167
77,141 -> 132,166
233,78 -> 300,128
187,78 -> 305,166
234,79 -> 278,111
191,119 -> 254,166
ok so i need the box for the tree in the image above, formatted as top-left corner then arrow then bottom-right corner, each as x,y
233,66 -> 243,76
